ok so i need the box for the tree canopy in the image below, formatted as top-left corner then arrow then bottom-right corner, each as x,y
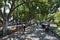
0,0 -> 60,33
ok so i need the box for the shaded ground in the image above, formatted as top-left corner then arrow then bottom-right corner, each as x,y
0,24 -> 59,40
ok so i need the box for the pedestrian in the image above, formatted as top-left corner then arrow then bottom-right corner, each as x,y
22,23 -> 26,34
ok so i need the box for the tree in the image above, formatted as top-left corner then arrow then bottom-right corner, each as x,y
0,0 -> 26,34
0,0 -> 60,34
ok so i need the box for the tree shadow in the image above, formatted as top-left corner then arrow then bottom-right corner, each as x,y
1,25 -> 59,40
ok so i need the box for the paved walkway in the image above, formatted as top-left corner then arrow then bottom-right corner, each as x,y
0,25 -> 59,40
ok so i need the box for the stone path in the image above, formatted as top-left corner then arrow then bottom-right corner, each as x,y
0,25 -> 59,40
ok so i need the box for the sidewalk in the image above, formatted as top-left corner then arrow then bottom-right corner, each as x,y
1,25 -> 59,40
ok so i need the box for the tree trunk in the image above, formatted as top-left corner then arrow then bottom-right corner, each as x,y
3,20 -> 8,35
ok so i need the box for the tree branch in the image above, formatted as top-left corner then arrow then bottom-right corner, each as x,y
12,2 -> 25,12
10,0 -> 16,10
8,2 -> 26,20
0,9 -> 4,20
7,0 -> 16,20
